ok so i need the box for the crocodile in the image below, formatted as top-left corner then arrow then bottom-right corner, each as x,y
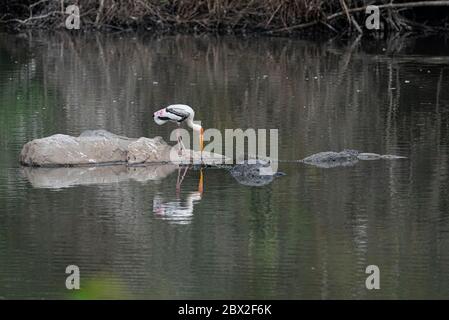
225,160 -> 286,187
300,149 -> 407,168
221,149 -> 405,185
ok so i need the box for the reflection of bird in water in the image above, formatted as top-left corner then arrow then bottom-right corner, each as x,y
176,166 -> 203,194
153,187 -> 202,225
153,104 -> 204,156
153,165 -> 204,224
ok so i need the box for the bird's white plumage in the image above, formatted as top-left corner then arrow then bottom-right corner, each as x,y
153,104 -> 194,124
153,104 -> 201,132
153,104 -> 204,154
166,104 -> 194,120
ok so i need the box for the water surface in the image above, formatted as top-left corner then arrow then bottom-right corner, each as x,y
1,32 -> 449,299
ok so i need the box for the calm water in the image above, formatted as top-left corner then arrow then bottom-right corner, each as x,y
1,32 -> 449,299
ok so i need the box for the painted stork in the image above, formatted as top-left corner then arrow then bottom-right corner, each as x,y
153,104 -> 204,155
153,104 -> 205,195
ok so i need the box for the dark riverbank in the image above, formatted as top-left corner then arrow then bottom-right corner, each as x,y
1,1 -> 449,36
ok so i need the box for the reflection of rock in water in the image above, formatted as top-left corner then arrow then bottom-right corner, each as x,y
153,192 -> 202,225
22,164 -> 177,189
228,160 -> 285,187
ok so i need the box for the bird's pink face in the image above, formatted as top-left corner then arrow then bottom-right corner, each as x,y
154,108 -> 166,117
153,108 -> 168,125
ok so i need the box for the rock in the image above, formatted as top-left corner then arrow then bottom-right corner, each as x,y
127,137 -> 172,165
20,130 -> 231,167
79,129 -> 131,140
19,131 -> 135,167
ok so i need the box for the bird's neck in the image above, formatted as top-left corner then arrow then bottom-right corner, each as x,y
187,118 -> 202,132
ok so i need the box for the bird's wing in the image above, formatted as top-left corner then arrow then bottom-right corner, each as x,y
166,107 -> 190,121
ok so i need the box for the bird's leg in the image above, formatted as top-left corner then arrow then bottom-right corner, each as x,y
176,123 -> 188,158
176,165 -> 189,194
179,165 -> 189,184
176,166 -> 188,194
176,123 -> 183,156
179,136 -> 187,155
176,166 -> 181,195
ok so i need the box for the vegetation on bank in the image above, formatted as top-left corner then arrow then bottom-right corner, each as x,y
1,0 -> 449,35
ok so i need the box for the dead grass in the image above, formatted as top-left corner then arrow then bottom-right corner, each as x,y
1,0 -> 449,35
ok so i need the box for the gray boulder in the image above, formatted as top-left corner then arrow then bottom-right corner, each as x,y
127,137 -> 172,165
19,130 -> 164,167
20,133 -> 128,167
20,130 -> 228,167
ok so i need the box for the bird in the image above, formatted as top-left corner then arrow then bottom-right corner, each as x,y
153,104 -> 204,156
